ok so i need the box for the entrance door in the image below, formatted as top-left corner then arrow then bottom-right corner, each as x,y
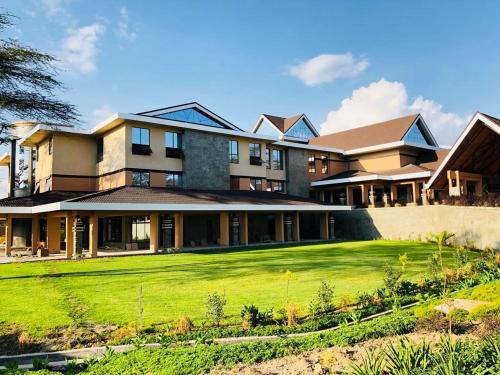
352,187 -> 363,207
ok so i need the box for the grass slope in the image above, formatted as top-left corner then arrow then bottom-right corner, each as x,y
0,240 -> 454,336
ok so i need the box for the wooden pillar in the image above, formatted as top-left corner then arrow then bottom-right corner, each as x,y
65,212 -> 75,259
319,212 -> 328,240
390,184 -> 397,203
239,212 -> 248,245
31,214 -> 39,250
47,216 -> 60,253
5,215 -> 12,256
219,212 -> 230,246
275,212 -> 284,242
89,213 -> 98,257
411,181 -> 417,204
293,212 -> 300,241
174,212 -> 183,249
149,212 -> 159,252
346,187 -> 352,206
361,184 -> 368,206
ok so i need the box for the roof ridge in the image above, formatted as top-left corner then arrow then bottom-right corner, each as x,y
320,113 -> 419,136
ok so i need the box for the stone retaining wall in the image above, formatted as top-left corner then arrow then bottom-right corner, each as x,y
334,205 -> 500,250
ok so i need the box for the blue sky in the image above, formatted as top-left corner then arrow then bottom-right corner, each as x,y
3,0 -> 500,145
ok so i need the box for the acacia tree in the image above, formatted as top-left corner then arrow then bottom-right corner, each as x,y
0,12 -> 79,144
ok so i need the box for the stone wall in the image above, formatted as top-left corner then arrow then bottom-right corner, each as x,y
183,130 -> 230,190
334,205 -> 500,250
286,148 -> 310,198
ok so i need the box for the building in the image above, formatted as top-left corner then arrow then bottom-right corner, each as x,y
0,103 -> 498,258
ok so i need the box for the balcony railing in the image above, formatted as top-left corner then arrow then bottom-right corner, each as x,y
165,147 -> 184,158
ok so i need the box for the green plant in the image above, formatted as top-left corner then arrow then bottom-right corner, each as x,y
241,304 -> 259,329
286,303 -> 300,327
349,349 -> 385,375
309,280 -> 335,317
383,263 -> 402,297
455,247 -> 469,268
432,335 -> 466,375
32,357 -> 49,370
4,360 -> 19,370
399,253 -> 409,274
356,291 -> 375,309
205,292 -> 227,327
385,337 -> 432,373
176,315 -> 194,334
284,269 -> 295,305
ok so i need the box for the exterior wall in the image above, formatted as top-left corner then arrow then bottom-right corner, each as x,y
52,134 -> 96,176
183,129 -> 230,190
286,148 -> 310,197
229,137 -> 267,178
124,122 -> 183,172
348,150 -> 405,172
97,124 -> 127,175
97,171 -> 127,190
334,205 -> 500,250
52,176 -> 96,191
35,137 -> 52,183
308,151 -> 347,182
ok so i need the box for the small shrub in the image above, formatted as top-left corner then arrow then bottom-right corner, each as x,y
468,301 -> 500,321
241,305 -> 259,330
18,330 -> 32,350
176,315 -> 194,334
415,312 -> 448,333
309,280 -> 335,316
447,308 -> 469,323
32,357 -> 49,370
349,349 -> 385,375
385,338 -> 432,373
286,303 -> 300,327
356,291 -> 374,309
383,263 -> 402,297
455,246 -> 469,268
339,295 -> 353,311
205,292 -> 227,327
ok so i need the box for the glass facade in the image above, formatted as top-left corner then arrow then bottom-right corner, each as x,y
131,216 -> 150,242
285,119 -> 315,139
132,171 -> 150,187
165,131 -> 182,148
403,122 -> 432,145
132,127 -> 150,145
156,108 -> 225,128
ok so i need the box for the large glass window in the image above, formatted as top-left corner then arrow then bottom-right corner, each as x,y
403,122 -> 432,145
265,147 -> 271,169
272,149 -> 283,170
156,108 -> 226,128
229,140 -> 239,163
105,217 -> 122,242
250,178 -> 262,191
131,216 -> 150,243
273,181 -> 284,193
249,143 -> 261,157
166,173 -> 182,187
321,156 -> 328,174
132,171 -> 150,187
165,131 -> 182,148
132,127 -> 150,145
308,154 -> 316,173
285,119 -> 315,139
96,138 -> 103,163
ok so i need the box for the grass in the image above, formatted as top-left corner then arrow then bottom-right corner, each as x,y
0,240 -> 455,337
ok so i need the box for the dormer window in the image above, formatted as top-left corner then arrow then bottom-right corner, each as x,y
132,127 -> 152,155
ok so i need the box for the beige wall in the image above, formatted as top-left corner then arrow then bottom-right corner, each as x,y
229,137 -> 267,178
34,137 -> 52,183
97,124 -> 127,175
349,150 -> 406,172
97,171 -> 127,190
52,133 -> 96,176
334,205 -> 500,250
308,152 -> 347,182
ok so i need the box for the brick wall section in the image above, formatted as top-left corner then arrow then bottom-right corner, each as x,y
286,148 -> 310,198
182,130 -> 230,190
333,205 -> 500,250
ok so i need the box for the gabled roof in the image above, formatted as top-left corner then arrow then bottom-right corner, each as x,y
136,102 -> 242,131
426,112 -> 500,189
252,113 -> 320,139
310,114 -> 438,151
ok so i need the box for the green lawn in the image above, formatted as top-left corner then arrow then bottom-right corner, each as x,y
0,240 -> 454,336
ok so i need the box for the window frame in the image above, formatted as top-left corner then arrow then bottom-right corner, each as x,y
273,181 -> 284,193
229,140 -> 239,163
105,217 -> 122,242
265,147 -> 271,169
249,143 -> 261,157
132,127 -> 150,146
272,149 -> 283,170
165,172 -> 182,188
132,171 -> 150,187
165,131 -> 182,149
96,137 -> 103,163
250,177 -> 262,191
308,154 -> 316,173
321,156 -> 329,174
230,176 -> 240,190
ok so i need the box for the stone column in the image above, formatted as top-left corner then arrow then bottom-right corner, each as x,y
174,212 -> 183,249
369,185 -> 375,207
293,212 -> 300,241
5,215 -> 12,256
239,212 -> 248,246
149,213 -> 159,252
421,188 -> 429,205
219,212 -> 230,246
411,181 -> 418,205
65,213 -> 75,259
275,212 -> 284,242
89,213 -> 98,257
319,212 -> 329,240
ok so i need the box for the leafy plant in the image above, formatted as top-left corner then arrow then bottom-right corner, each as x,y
383,263 -> 402,297
176,315 -> 194,334
349,349 -> 385,375
286,303 -> 300,327
241,304 -> 259,330
385,337 -> 432,374
32,357 -> 49,370
205,292 -> 227,327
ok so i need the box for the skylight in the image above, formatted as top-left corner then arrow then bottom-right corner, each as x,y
285,119 -> 316,139
403,120 -> 433,145
155,108 -> 225,128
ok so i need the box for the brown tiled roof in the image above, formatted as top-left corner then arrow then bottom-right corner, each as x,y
0,191 -> 90,207
263,114 -> 303,133
415,149 -> 450,171
70,186 -> 326,205
309,114 -> 419,150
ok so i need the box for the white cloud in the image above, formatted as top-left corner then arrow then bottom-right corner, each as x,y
288,53 -> 369,86
319,78 -> 468,145
116,7 -> 136,41
59,23 -> 105,74
39,0 -> 69,16
89,105 -> 114,126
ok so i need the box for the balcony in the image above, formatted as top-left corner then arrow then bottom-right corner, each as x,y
249,156 -> 263,166
165,147 -> 184,159
132,144 -> 152,155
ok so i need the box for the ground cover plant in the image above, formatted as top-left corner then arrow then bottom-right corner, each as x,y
0,240 -> 458,350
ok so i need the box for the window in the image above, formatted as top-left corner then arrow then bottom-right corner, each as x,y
272,149 -> 283,170
48,136 -> 53,155
132,127 -> 151,155
105,217 -> 122,242
265,147 -> 271,169
229,140 -> 239,163
131,216 -> 150,243
132,171 -> 150,187
250,178 -> 262,191
321,156 -> 328,174
132,127 -> 150,145
165,131 -> 182,148
96,138 -> 103,163
230,176 -> 240,190
273,181 -> 284,193
308,154 -> 316,173
249,143 -> 262,165
403,121 -> 433,146
156,108 -> 226,128
285,119 -> 316,139
165,172 -> 182,187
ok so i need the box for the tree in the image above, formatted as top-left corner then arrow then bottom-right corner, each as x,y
0,12 -> 79,144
